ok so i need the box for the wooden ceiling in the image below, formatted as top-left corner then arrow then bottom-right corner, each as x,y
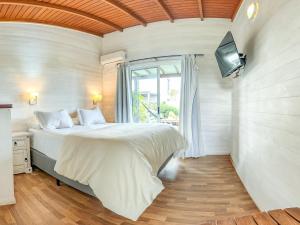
0,0 -> 243,37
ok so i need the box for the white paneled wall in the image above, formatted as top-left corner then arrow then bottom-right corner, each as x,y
0,108 -> 14,205
198,56 -> 232,154
103,19 -> 232,60
101,63 -> 118,122
0,23 -> 102,131
232,0 -> 300,210
102,19 -> 232,155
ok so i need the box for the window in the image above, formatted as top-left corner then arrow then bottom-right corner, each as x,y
131,61 -> 181,126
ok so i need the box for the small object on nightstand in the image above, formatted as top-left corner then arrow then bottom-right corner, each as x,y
12,132 -> 32,174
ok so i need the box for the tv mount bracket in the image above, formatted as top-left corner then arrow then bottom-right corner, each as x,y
233,54 -> 247,79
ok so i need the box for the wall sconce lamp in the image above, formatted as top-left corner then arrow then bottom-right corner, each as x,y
28,92 -> 38,105
92,93 -> 102,105
247,1 -> 259,20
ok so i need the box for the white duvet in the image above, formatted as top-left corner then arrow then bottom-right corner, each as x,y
54,123 -> 186,220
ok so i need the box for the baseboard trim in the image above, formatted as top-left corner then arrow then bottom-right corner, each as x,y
206,152 -> 231,156
229,154 -> 236,167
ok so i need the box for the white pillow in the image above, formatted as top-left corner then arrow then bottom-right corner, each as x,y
59,110 -> 74,128
34,110 -> 74,129
77,107 -> 106,126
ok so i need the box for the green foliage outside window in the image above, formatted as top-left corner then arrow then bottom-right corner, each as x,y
133,93 -> 179,122
160,102 -> 179,119
132,93 -> 148,122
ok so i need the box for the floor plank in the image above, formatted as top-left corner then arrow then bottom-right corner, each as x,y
286,208 -> 300,222
253,212 -> 277,225
235,216 -> 257,225
0,156 -> 258,225
218,208 -> 300,225
269,209 -> 300,225
217,218 -> 236,225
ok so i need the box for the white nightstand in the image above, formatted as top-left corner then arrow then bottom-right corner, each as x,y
12,132 -> 32,174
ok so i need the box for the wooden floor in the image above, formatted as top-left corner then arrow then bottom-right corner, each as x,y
0,156 -> 258,225
217,208 -> 300,225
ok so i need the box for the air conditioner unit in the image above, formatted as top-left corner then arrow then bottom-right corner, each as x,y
100,51 -> 126,65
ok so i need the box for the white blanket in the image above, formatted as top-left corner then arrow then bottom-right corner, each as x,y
54,123 -> 186,220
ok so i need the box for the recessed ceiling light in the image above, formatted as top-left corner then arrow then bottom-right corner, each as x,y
247,2 -> 259,20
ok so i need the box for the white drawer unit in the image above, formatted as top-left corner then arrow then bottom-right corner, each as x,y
12,132 -> 32,174
13,139 -> 26,149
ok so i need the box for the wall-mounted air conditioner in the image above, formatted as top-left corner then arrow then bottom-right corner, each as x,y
100,51 -> 126,65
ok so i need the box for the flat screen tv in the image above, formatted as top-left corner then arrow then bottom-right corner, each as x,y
215,31 -> 246,78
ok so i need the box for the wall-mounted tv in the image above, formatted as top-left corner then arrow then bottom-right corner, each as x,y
215,31 -> 246,78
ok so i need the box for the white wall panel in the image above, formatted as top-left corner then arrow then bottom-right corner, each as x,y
0,108 -> 14,206
0,23 -> 102,131
232,0 -> 300,210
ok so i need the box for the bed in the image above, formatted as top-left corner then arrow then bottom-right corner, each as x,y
30,125 -> 98,196
30,123 -> 186,220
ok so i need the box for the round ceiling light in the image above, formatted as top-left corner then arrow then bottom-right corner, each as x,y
247,2 -> 259,20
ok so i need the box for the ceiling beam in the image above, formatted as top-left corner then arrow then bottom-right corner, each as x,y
0,18 -> 103,36
102,0 -> 147,26
231,0 -> 243,22
154,0 -> 174,23
0,0 -> 123,31
197,0 -> 204,21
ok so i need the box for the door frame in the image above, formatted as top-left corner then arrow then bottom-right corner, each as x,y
130,66 -> 161,123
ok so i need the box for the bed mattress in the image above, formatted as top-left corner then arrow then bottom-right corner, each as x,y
30,124 -> 112,160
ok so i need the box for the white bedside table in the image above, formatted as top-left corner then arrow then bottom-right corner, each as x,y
12,132 -> 32,174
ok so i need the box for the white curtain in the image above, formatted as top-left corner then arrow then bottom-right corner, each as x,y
115,63 -> 133,123
179,55 -> 204,157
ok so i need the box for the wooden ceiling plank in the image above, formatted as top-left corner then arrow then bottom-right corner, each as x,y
102,0 -> 147,26
14,5 -> 25,18
5,4 -> 16,18
29,8 -> 43,18
0,18 -> 103,36
231,0 -> 243,21
0,0 -> 123,31
197,0 -> 204,20
21,5 -> 34,18
32,8 -> 47,20
9,4 -> 20,18
0,5 -> 9,17
44,10 -> 60,21
154,0 -> 174,22
0,0 -> 244,35
55,12 -> 78,25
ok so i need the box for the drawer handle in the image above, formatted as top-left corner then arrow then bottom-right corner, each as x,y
25,158 -> 28,162
14,141 -> 17,146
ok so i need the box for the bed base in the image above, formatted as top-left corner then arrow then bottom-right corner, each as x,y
31,148 -> 95,196
31,148 -> 173,197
